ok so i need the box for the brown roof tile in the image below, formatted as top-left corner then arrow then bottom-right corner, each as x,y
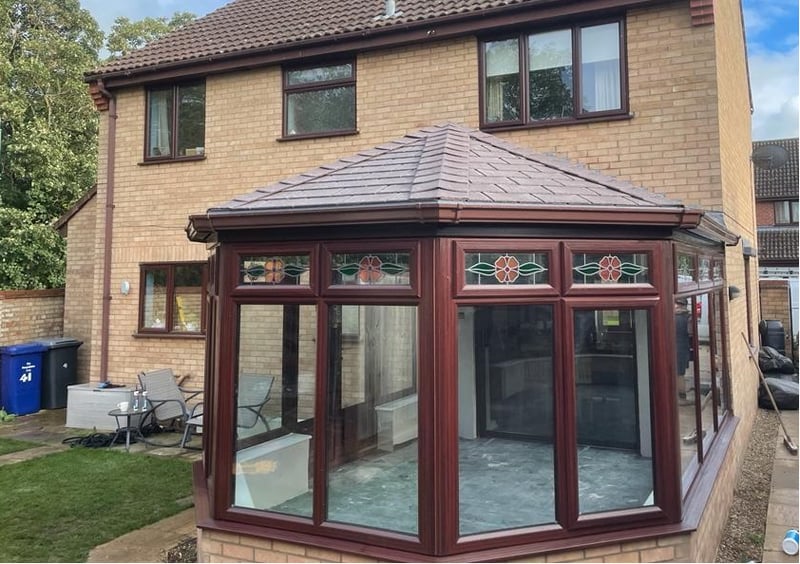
758,225 -> 799,263
210,123 -> 683,215
754,138 -> 799,200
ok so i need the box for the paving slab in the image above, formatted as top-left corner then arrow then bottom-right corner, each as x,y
763,409 -> 799,561
0,444 -> 67,466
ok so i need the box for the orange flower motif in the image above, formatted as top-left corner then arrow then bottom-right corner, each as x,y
358,255 -> 384,284
598,255 -> 622,282
265,258 -> 285,284
494,254 -> 520,283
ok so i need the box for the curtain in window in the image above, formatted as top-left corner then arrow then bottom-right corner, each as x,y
148,90 -> 172,156
484,39 -> 520,123
580,23 -> 621,113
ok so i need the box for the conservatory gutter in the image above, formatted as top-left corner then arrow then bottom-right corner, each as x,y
186,203 -> 704,243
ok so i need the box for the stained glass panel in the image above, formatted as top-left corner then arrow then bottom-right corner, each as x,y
465,252 -> 549,285
712,259 -> 723,283
698,258 -> 711,282
240,255 -> 310,286
572,253 -> 649,284
332,253 -> 411,286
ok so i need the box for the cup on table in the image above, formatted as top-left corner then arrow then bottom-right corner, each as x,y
117,401 -> 130,412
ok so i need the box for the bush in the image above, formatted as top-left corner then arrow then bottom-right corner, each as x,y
0,207 -> 65,290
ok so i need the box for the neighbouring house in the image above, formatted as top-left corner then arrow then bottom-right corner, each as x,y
69,0 -> 760,561
753,138 -> 799,356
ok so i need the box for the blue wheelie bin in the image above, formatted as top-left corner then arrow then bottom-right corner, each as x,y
0,342 -> 47,415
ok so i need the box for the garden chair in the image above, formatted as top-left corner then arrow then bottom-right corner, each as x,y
138,368 -> 203,448
237,374 -> 275,432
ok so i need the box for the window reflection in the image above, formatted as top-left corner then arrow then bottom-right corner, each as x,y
675,298 -> 697,474
326,305 -> 418,535
574,309 -> 654,514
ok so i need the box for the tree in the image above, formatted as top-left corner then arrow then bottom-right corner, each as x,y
0,207 -> 65,289
0,0 -> 102,221
105,12 -> 195,58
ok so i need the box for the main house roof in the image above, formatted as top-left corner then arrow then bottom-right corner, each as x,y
87,0 -> 660,82
187,124 -> 715,241
754,138 -> 799,200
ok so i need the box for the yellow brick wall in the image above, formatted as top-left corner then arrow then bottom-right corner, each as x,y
63,196 -> 96,382
760,280 -> 793,354
197,528 -> 694,563
0,290 -> 64,347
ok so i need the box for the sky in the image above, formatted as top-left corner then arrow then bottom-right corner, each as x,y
81,0 -> 799,142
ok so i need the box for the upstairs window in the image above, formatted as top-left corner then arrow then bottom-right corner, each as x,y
139,263 -> 207,334
283,61 -> 356,138
481,20 -> 626,128
774,200 -> 799,224
145,81 -> 206,160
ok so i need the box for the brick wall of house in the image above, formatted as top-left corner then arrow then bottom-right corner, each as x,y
63,196 -> 97,383
0,290 -> 64,347
756,201 -> 775,225
197,528 -> 699,562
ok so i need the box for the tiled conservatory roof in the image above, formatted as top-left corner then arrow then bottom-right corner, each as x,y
213,123 -> 682,214
754,138 -> 799,200
88,0 -> 657,79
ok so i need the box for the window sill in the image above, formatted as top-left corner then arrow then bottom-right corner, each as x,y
277,129 -> 359,142
133,332 -> 206,340
481,112 -> 634,133
139,155 -> 207,166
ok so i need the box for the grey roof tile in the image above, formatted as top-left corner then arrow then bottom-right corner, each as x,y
757,225 -> 799,262
753,138 -> 799,200
208,123 -> 686,215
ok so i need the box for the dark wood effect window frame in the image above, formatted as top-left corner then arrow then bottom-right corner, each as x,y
774,199 -> 799,224
281,59 -> 358,141
143,80 -> 206,163
201,236 -> 737,559
478,15 -> 630,131
137,261 -> 208,336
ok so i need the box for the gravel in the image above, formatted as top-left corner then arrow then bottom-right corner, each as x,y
161,409 -> 783,563
716,408 -> 780,563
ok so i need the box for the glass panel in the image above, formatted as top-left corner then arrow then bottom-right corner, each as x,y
775,201 -> 791,224
484,39 -> 520,123
233,304 -> 317,518
792,201 -> 799,222
675,297 -> 698,474
712,259 -> 723,283
677,252 -> 696,283
712,292 -> 728,426
177,83 -> 205,157
572,252 -> 649,284
465,252 -> 549,286
326,305 -> 418,535
580,22 -> 621,113
286,86 -> 355,135
528,29 -> 573,120
147,87 -> 173,157
458,305 -> 555,534
240,255 -> 310,286
574,309 -> 654,514
698,258 -> 711,282
142,268 -> 167,329
172,265 -> 203,332
287,63 -> 353,85
331,252 -> 410,286
697,295 -> 716,452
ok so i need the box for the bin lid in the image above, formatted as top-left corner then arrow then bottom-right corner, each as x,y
0,342 -> 48,355
30,336 -> 84,349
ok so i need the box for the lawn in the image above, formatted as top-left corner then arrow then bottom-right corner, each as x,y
0,448 -> 193,562
0,437 -> 40,456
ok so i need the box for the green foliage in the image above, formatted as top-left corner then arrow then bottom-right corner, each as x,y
106,12 -> 195,58
0,207 -> 65,289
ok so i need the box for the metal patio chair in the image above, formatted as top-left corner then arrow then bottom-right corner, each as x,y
236,374 -> 275,432
138,368 -> 203,448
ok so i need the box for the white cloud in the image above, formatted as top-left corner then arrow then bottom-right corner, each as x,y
748,46 -> 800,140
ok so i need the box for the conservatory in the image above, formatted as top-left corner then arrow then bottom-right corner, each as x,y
187,124 -> 738,560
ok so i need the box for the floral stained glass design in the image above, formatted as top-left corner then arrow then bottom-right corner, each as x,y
332,253 -> 410,286
698,258 -> 711,282
712,259 -> 723,283
465,252 -> 548,285
573,253 -> 649,284
677,253 -> 695,283
240,255 -> 310,285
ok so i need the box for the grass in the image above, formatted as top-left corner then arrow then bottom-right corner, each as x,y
0,437 -> 40,456
0,448 -> 192,562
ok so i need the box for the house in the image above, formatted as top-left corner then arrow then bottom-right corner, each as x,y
753,138 -> 798,356
69,0 -> 759,561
